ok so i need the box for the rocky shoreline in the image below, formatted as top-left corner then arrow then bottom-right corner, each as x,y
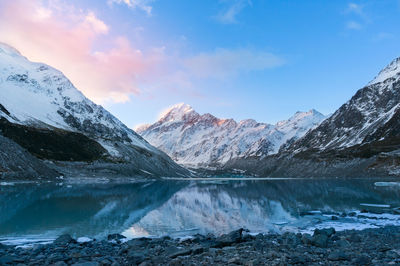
1,226 -> 400,265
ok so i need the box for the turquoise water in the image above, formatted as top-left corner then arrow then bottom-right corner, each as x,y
1,178 -> 400,246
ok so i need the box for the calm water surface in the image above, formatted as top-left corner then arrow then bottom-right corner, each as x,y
1,178 -> 400,246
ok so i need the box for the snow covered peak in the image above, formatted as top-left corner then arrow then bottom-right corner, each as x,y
369,57 -> 400,85
239,119 -> 259,128
135,123 -> 151,133
139,104 -> 326,168
0,42 -> 156,152
0,42 -> 22,57
276,109 -> 325,130
159,103 -> 199,122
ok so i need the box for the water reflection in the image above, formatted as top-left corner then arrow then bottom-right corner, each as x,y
0,178 -> 399,245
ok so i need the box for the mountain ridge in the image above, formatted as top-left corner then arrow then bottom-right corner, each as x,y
0,43 -> 189,179
224,56 -> 400,177
137,103 -> 326,168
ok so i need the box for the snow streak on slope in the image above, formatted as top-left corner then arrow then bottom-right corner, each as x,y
137,103 -> 326,168
0,43 -> 155,153
369,58 -> 400,86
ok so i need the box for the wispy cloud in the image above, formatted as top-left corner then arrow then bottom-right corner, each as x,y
183,48 -> 284,79
215,0 -> 252,24
346,3 -> 364,16
108,0 -> 153,15
343,2 -> 370,30
346,20 -> 362,30
373,32 -> 395,42
0,0 -> 165,103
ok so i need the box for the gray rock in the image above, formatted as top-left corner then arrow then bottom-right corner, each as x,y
127,251 -> 147,264
107,234 -> 126,242
328,251 -> 350,261
52,262 -> 68,266
313,227 -> 335,237
169,248 -> 192,259
335,239 -> 351,248
311,234 -> 328,248
54,234 -> 77,246
352,255 -> 371,265
347,233 -> 362,242
0,255 -> 14,264
213,228 -> 243,248
71,262 -> 100,266
301,234 -> 313,245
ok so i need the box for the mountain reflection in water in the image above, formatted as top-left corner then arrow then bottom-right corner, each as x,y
1,178 -> 400,245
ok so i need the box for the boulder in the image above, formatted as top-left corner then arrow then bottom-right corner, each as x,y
212,228 -> 244,248
54,234 -> 77,246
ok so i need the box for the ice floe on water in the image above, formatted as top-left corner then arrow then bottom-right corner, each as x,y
77,237 -> 92,243
375,182 -> 400,187
360,203 -> 391,208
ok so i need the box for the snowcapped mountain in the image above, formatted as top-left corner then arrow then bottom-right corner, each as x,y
224,56 -> 400,177
290,56 -> 400,152
0,43 -> 188,178
137,103 -> 326,168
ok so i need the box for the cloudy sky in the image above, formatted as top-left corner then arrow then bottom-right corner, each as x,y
1,0 -> 400,127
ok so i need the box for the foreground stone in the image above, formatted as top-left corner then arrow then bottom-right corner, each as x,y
0,226 -> 400,265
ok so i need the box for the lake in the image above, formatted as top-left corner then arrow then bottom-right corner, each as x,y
1,177 -> 400,247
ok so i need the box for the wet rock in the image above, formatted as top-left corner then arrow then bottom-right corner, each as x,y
53,261 -> 68,266
311,234 -> 328,248
127,251 -> 147,264
125,238 -> 150,252
0,255 -> 14,264
335,239 -> 351,248
328,251 -> 350,261
71,262 -> 100,266
169,249 -> 192,259
107,234 -> 126,242
301,233 -> 313,245
54,234 -> 77,246
352,255 -> 371,265
213,228 -> 243,248
290,255 -> 308,264
191,246 -> 205,255
347,233 -> 362,242
313,227 -> 335,237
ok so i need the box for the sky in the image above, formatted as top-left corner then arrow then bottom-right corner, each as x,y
0,0 -> 400,128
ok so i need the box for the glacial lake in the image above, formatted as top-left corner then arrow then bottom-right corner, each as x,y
1,177 -> 400,247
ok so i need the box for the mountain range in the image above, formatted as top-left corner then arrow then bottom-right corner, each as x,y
225,57 -> 400,177
137,104 -> 326,168
0,43 -> 188,179
138,56 -> 400,177
1,41 -> 400,179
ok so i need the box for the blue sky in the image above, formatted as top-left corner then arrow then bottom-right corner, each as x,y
2,0 -> 400,127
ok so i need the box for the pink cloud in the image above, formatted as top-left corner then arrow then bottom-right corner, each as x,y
0,0 -> 164,103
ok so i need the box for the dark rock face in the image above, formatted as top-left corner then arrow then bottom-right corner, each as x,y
0,134 -> 59,180
0,118 -> 107,162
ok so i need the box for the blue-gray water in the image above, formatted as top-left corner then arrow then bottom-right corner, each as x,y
1,178 -> 400,246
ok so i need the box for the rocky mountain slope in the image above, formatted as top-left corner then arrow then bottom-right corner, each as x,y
137,103 -> 325,168
225,57 -> 400,177
0,43 -> 188,179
